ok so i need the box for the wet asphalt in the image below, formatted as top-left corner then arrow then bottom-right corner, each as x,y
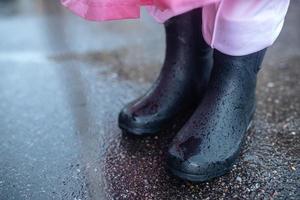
0,0 -> 299,199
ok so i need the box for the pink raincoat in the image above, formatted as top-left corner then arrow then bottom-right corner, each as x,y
61,0 -> 290,56
61,0 -> 153,21
61,0 -> 220,21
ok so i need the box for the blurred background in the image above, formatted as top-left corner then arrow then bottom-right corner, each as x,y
0,0 -> 299,199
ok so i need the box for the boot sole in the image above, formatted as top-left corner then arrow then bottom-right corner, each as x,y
168,120 -> 254,182
168,165 -> 232,182
119,124 -> 161,136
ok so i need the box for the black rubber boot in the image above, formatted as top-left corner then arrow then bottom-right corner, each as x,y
167,49 -> 267,182
118,9 -> 213,136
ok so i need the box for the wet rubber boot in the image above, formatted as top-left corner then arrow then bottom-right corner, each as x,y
167,49 -> 267,182
118,9 -> 213,136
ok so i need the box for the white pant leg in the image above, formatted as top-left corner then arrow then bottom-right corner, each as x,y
202,0 -> 290,56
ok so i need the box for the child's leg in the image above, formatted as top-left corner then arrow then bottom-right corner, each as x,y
118,9 -> 213,136
167,0 -> 290,182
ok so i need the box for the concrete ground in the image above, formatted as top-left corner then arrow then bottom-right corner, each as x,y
0,0 -> 299,199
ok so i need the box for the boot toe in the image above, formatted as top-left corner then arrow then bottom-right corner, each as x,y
167,146 -> 235,182
118,106 -> 144,135
118,104 -> 161,136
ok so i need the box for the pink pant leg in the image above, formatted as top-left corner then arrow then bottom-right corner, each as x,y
148,0 -> 290,56
202,0 -> 290,56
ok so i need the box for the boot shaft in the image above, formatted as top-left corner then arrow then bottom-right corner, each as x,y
212,49 -> 267,89
161,9 -> 213,90
164,9 -> 210,57
210,49 -> 267,117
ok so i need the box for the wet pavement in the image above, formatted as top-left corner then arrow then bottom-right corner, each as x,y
0,1 -> 299,199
